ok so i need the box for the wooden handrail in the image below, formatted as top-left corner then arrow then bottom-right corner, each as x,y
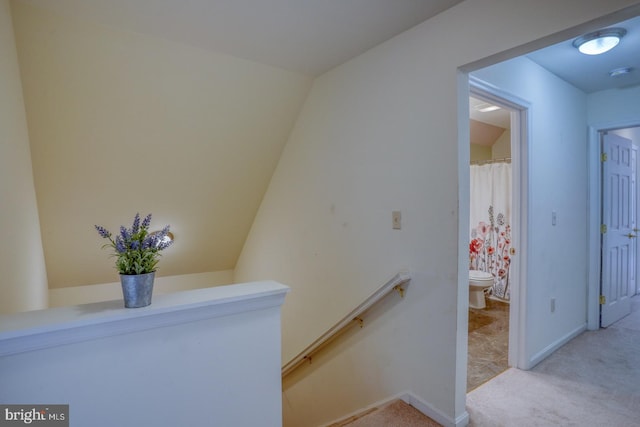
281,272 -> 411,377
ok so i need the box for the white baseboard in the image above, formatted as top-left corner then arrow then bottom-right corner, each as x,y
527,323 -> 586,369
400,392 -> 468,427
319,391 -> 468,427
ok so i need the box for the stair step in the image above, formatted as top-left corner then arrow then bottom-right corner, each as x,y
328,399 -> 442,427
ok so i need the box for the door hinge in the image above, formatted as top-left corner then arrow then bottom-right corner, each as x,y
600,224 -> 607,234
600,295 -> 606,305
601,152 -> 608,162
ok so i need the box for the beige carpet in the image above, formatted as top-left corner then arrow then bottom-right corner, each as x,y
329,400 -> 442,427
466,295 -> 640,426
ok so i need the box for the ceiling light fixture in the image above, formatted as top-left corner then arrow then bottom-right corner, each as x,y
477,105 -> 501,113
572,28 -> 627,55
473,102 -> 501,113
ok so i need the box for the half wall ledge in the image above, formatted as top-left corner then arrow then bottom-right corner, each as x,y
0,280 -> 290,357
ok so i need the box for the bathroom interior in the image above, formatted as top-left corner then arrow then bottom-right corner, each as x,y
467,96 -> 512,391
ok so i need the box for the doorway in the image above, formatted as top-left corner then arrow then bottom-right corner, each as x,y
466,80 -> 530,390
587,119 -> 640,330
589,125 -> 640,328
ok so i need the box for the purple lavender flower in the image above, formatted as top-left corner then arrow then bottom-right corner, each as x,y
141,236 -> 152,250
115,236 -> 126,254
131,213 -> 141,234
120,225 -> 130,241
141,213 -> 152,230
143,233 -> 158,249
94,225 -> 111,239
160,225 -> 170,237
155,225 -> 173,249
157,238 -> 173,250
95,213 -> 172,275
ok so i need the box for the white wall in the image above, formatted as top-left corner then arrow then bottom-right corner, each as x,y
0,0 -> 47,314
588,86 -> 640,126
234,1 -> 639,425
472,56 -> 590,365
0,282 -> 288,427
48,270 -> 234,307
491,130 -> 511,159
470,143 -> 491,161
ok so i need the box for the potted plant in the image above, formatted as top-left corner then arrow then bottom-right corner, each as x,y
95,213 -> 173,308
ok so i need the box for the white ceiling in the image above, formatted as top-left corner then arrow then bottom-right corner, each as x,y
16,0 -> 465,76
469,97 -> 510,129
527,14 -> 640,93
17,1 -> 639,87
471,15 -> 640,135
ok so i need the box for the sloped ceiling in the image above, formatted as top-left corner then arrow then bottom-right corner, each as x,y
12,1 -> 312,288
14,0 -> 465,76
11,0 -> 465,288
470,119 -> 506,147
469,96 -> 509,148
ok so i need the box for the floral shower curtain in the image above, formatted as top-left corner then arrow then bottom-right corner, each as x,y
469,162 -> 512,301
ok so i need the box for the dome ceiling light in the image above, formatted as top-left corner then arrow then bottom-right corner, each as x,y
572,28 -> 627,55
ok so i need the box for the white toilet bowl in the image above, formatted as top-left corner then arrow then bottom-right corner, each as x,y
469,270 -> 494,309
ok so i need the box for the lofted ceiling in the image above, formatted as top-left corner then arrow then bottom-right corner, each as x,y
15,0 -> 465,76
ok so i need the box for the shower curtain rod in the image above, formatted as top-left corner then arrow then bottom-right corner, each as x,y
470,157 -> 511,165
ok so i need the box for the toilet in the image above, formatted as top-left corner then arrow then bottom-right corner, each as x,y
469,270 -> 494,309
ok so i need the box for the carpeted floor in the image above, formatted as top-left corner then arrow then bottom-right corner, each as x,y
329,400 -> 442,427
466,295 -> 640,426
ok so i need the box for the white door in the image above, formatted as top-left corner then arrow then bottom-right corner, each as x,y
601,133 -> 636,327
635,144 -> 640,296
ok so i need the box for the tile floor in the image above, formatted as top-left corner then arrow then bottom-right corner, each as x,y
467,297 -> 509,392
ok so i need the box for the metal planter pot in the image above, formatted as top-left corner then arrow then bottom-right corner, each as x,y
120,272 -> 155,308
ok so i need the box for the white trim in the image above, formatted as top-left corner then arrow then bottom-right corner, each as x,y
401,392 -> 469,427
528,323 -> 586,368
0,281 -> 289,357
587,119 -> 640,330
469,77 -> 532,370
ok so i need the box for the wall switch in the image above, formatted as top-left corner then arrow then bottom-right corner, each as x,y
392,211 -> 402,230
550,298 -> 556,313
552,211 -> 557,226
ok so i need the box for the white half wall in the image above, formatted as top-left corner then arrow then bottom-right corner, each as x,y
0,281 -> 288,427
48,270 -> 234,307
0,0 -> 48,314
234,1 -> 640,425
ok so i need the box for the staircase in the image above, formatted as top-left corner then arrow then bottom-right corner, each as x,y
327,400 -> 442,427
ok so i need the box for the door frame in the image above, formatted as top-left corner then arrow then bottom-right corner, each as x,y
469,76 -> 531,370
587,119 -> 640,330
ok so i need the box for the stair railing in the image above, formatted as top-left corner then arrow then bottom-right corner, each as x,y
281,271 -> 411,377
